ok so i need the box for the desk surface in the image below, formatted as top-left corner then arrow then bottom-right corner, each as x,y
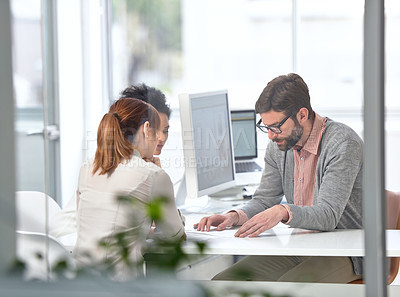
205,281 -> 400,297
184,213 -> 400,257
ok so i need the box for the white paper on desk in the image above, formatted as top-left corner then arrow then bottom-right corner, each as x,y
186,228 -> 238,241
186,223 -> 293,241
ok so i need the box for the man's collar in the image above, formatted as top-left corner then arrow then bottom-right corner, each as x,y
294,113 -> 326,155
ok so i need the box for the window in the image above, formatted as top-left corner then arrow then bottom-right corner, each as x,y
111,0 -> 400,192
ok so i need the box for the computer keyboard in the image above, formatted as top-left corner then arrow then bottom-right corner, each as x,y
235,161 -> 262,173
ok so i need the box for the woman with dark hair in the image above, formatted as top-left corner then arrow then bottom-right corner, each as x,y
73,98 -> 185,280
120,83 -> 172,156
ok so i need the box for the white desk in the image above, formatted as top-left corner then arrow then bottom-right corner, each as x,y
183,213 -> 400,257
204,281 -> 400,297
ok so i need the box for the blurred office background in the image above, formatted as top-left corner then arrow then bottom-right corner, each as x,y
12,0 -> 400,208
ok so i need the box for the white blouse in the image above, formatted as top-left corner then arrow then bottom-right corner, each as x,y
73,150 -> 185,279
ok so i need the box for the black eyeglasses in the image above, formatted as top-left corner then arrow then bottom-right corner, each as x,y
256,113 -> 293,134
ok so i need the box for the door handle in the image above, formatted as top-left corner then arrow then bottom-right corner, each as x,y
26,125 -> 60,140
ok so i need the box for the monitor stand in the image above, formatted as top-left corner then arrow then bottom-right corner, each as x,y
175,173 -> 253,214
208,185 -> 245,201
209,184 -> 256,201
175,174 -> 246,205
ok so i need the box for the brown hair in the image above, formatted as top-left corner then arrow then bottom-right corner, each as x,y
93,98 -> 160,175
255,73 -> 313,119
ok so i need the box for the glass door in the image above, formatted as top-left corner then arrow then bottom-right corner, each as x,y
12,0 -> 61,203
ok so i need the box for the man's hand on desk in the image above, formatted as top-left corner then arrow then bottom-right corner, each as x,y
193,205 -> 288,237
234,205 -> 288,238
194,212 -> 238,232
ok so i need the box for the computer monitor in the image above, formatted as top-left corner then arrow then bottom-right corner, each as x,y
231,109 -> 258,160
178,90 -> 236,201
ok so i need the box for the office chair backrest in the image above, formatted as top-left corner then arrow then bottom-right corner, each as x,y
16,191 -> 61,233
386,190 -> 400,229
349,190 -> 400,285
385,190 -> 400,284
16,230 -> 75,281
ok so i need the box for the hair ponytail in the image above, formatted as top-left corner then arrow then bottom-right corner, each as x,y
92,98 -> 160,175
92,113 -> 133,175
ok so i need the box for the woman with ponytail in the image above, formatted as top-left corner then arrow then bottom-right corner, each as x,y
73,98 -> 185,280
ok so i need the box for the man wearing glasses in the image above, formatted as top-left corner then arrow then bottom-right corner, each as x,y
195,73 -> 363,283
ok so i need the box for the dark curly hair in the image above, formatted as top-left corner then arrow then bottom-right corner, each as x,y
119,84 -> 172,119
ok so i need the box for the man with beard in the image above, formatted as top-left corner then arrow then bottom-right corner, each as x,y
195,73 -> 364,283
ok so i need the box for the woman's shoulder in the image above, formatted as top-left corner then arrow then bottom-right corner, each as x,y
124,154 -> 163,172
124,156 -> 173,192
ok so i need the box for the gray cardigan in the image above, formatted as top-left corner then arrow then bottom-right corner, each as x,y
240,118 -> 364,275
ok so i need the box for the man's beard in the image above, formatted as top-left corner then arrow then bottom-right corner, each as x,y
273,119 -> 303,151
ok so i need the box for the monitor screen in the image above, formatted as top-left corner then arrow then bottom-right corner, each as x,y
231,110 -> 258,160
179,90 -> 236,200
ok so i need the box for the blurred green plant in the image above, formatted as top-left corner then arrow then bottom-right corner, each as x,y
112,0 -> 182,84
118,0 -> 182,51
10,193 -> 293,297
98,195 -> 206,278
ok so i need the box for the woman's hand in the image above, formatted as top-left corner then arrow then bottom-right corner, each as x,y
143,156 -> 161,167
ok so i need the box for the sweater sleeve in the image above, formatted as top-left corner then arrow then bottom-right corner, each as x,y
240,141 -> 286,219
286,133 -> 363,231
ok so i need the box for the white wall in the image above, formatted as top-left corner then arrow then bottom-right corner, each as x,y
58,0 -> 110,206
58,0 -> 84,206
